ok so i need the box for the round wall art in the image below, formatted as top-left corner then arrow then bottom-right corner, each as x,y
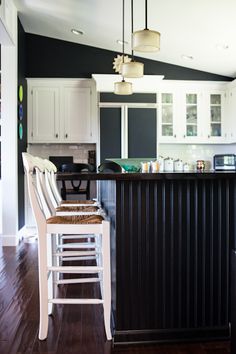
18,104 -> 23,120
19,85 -> 23,102
19,122 -> 23,140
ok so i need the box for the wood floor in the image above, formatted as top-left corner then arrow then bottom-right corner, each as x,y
0,239 -> 231,354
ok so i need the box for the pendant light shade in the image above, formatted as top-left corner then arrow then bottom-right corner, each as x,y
133,0 -> 160,52
114,79 -> 133,95
133,29 -> 160,52
121,61 -> 144,78
121,0 -> 144,78
114,0 -> 133,95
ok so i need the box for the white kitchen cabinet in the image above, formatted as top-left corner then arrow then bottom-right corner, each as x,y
158,83 -> 228,144
30,85 -> 60,142
63,85 -> 91,142
158,92 -> 179,143
27,79 -> 97,144
203,90 -> 227,143
225,83 -> 236,143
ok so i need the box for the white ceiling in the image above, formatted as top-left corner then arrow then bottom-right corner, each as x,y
14,0 -> 236,78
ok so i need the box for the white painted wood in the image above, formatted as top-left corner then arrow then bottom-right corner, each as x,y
0,0 -> 15,45
27,79 -> 98,144
49,299 -> 104,304
29,86 -> 60,142
63,86 -> 91,142
1,1 -> 18,246
22,153 -> 112,341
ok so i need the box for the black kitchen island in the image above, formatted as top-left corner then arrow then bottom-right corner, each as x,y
57,171 -> 236,345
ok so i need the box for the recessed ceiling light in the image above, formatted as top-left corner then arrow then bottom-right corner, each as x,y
71,29 -> 84,36
216,43 -> 229,51
117,39 -> 128,45
181,54 -> 194,61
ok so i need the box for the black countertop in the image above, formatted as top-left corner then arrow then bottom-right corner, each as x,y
57,170 -> 236,181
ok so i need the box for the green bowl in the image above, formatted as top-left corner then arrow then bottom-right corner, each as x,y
106,158 -> 155,173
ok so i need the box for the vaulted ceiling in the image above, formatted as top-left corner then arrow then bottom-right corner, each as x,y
14,0 -> 236,78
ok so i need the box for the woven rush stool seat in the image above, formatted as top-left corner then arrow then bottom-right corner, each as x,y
61,200 -> 95,205
47,214 -> 104,224
55,205 -> 99,213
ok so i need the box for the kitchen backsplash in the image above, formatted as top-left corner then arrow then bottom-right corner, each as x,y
27,143 -> 96,163
158,143 -> 236,170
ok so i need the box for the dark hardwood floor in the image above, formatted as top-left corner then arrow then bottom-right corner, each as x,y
0,239 -> 231,354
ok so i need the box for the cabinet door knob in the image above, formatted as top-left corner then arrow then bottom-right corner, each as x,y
174,134 -> 177,138
55,133 -> 58,138
208,134 -> 210,138
183,134 -> 186,138
65,133 -> 68,138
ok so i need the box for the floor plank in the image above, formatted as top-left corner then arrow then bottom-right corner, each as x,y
0,240 -> 231,354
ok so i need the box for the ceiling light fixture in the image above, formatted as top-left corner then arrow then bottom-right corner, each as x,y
116,39 -> 129,45
181,54 -> 194,61
216,43 -> 229,51
121,0 -> 144,78
114,0 -> 132,95
71,29 -> 84,36
133,0 -> 160,52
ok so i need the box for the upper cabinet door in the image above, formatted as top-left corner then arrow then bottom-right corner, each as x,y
159,92 -> 178,143
63,86 -> 92,142
30,86 -> 60,142
205,91 -> 226,142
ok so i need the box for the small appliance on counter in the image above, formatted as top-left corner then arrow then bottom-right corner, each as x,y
213,154 -> 236,171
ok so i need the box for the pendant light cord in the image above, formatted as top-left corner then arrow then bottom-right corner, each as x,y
122,0 -> 125,81
122,0 -> 124,63
145,0 -> 148,30
131,0 -> 134,60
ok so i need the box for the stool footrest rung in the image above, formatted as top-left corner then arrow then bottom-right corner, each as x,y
56,277 -> 100,285
49,298 -> 104,304
48,266 -> 103,273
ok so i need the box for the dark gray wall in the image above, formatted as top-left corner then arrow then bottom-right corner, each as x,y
25,33 -> 232,81
18,19 -> 27,229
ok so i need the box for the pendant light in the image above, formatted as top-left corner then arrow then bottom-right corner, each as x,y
121,0 -> 144,78
114,0 -> 133,95
133,0 -> 160,52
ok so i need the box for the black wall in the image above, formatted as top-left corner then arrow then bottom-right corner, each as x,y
18,19 -> 27,229
25,33 -> 232,81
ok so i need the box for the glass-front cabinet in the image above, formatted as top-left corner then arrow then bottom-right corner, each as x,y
159,85 -> 227,144
186,93 -> 198,137
210,94 -> 221,136
159,92 -> 178,142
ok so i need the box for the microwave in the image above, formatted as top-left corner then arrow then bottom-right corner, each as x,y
213,154 -> 236,170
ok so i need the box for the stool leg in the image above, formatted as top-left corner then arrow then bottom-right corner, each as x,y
47,235 -> 53,315
102,221 -> 112,340
38,226 -> 49,340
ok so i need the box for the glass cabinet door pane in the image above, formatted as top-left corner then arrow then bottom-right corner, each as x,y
162,106 -> 173,123
162,125 -> 173,136
211,123 -> 221,136
211,106 -> 221,122
186,94 -> 197,104
162,93 -> 172,104
187,125 -> 197,136
210,94 -> 221,105
186,105 -> 197,123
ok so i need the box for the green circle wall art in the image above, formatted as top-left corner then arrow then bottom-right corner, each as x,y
19,122 -> 23,140
19,85 -> 23,102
